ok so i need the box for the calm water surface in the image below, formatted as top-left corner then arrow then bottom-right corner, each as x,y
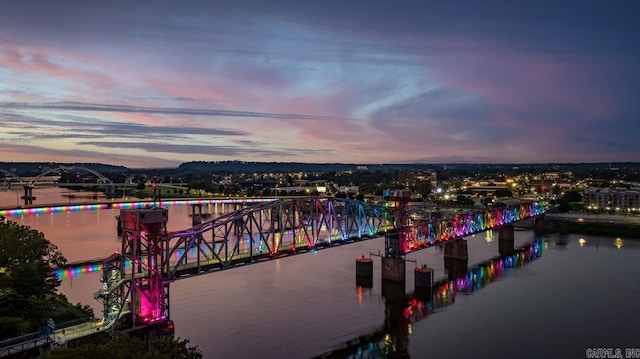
1,189 -> 638,358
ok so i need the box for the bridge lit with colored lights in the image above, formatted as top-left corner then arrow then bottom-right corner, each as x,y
0,198 -> 275,218
53,198 -> 543,279
0,196 -> 544,357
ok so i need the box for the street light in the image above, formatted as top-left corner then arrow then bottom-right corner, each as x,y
436,187 -> 443,213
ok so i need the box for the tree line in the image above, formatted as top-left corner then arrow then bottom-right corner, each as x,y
0,219 -> 202,358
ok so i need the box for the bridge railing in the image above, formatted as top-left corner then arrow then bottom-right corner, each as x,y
0,331 -> 52,358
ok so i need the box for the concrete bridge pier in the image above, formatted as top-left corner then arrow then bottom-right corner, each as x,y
444,239 -> 468,279
414,265 -> 433,300
105,185 -> 116,199
498,224 -> 515,256
152,185 -> 162,205
191,204 -> 203,225
382,257 -> 406,282
21,185 -> 35,205
355,255 -> 373,288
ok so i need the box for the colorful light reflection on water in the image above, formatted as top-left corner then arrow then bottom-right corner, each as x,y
338,239 -> 545,359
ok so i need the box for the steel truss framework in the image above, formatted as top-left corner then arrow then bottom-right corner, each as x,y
410,201 -> 544,251
165,197 -> 391,278
96,197 -> 544,330
95,208 -> 171,331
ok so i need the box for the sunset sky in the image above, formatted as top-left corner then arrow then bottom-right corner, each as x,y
1,1 -> 639,168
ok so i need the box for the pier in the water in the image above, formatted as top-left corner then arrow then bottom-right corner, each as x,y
357,189 -> 544,295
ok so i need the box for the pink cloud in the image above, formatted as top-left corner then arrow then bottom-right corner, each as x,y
0,142 -> 179,168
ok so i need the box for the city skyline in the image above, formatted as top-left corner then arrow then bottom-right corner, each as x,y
1,1 -> 639,168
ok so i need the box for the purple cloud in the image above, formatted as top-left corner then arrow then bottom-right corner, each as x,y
0,0 -> 638,166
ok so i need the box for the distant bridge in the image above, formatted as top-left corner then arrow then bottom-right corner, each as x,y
0,166 -> 193,205
0,165 -> 187,189
0,166 -> 112,185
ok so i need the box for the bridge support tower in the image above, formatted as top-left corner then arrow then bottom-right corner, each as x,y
498,224 -> 515,256
382,256 -> 406,282
191,204 -> 203,226
122,208 -> 170,328
414,265 -> 433,300
105,185 -> 116,199
152,185 -> 162,207
381,189 -> 412,282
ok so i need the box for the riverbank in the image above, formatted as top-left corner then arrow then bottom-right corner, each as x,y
538,218 -> 640,239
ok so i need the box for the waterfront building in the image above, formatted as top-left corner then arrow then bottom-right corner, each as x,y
583,187 -> 640,212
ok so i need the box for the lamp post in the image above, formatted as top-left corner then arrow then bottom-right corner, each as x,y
436,187 -> 443,213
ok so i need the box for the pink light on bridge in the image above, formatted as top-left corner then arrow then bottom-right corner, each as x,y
138,290 -> 157,321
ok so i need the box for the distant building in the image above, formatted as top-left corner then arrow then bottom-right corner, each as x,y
583,187 -> 640,211
338,186 -> 359,195
467,185 -> 510,198
398,170 -> 438,188
272,185 -> 327,194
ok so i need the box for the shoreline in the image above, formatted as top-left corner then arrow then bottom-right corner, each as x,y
537,216 -> 640,239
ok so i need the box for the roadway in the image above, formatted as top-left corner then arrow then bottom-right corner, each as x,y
0,320 -> 111,358
52,321 -> 109,344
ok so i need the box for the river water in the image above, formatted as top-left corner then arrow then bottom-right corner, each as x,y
1,188 -> 639,358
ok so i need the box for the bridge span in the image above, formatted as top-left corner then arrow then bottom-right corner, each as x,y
1,196 -> 544,355
85,197 -> 543,331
